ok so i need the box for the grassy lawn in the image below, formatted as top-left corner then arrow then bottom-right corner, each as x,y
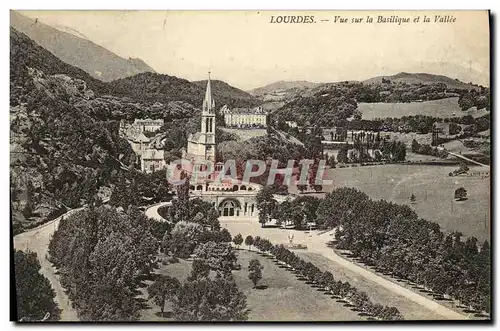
231,250 -> 362,321
320,164 -> 490,242
358,97 -> 488,120
137,250 -> 366,321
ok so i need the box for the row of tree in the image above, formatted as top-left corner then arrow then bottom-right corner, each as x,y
240,235 -> 404,320
315,187 -> 490,314
411,139 -> 448,158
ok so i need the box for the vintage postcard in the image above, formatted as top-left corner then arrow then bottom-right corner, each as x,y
10,10 -> 491,322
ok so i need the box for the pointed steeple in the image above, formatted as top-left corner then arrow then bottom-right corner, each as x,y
202,71 -> 215,113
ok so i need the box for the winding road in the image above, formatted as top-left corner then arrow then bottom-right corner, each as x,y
447,151 -> 490,168
14,208 -> 82,321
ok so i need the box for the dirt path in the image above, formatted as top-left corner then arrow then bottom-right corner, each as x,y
447,152 -> 490,168
146,204 -> 467,320
305,237 -> 466,320
13,209 -> 82,321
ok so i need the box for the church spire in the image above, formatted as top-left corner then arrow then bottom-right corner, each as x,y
202,71 -> 215,113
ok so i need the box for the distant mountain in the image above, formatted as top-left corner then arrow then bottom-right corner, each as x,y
364,72 -> 481,91
10,27 -> 107,100
107,73 -> 261,109
10,10 -> 156,81
249,80 -> 319,101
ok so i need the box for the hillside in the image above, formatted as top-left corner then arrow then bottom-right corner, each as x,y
249,80 -> 319,102
364,72 -> 482,90
107,73 -> 261,109
10,11 -> 156,81
9,28 -> 196,233
193,79 -> 261,108
249,80 -> 319,96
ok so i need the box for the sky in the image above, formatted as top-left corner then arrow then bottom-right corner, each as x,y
19,10 -> 490,90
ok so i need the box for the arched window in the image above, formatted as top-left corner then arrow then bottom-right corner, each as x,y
221,200 -> 236,217
240,185 -> 247,191
232,185 -> 239,191
248,187 -> 253,191
189,185 -> 195,190
196,185 -> 203,191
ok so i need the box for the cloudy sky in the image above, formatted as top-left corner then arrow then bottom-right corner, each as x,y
19,10 -> 489,90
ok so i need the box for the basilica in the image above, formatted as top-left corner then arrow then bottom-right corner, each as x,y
180,73 -> 264,219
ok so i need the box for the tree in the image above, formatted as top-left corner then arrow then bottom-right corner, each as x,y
147,275 -> 180,315
256,186 -> 277,227
328,154 -> 336,168
276,198 -> 292,227
166,221 -> 205,258
297,184 -> 307,194
245,235 -> 254,251
458,163 -> 470,174
248,259 -> 264,288
454,187 -> 468,201
188,259 -> 211,281
172,276 -> 248,321
193,242 -> 237,276
233,233 -> 243,249
411,139 -> 420,153
337,145 -> 348,164
14,250 -> 60,321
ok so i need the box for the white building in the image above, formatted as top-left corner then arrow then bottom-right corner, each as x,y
220,105 -> 267,128
141,149 -> 166,173
122,121 -> 166,173
133,118 -> 164,132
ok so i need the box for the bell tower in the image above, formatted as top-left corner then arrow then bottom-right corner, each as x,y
200,71 -> 216,161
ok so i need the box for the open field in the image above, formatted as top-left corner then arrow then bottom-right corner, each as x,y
321,164 -> 490,242
359,97 -> 488,120
287,164 -> 490,241
137,250 -> 363,321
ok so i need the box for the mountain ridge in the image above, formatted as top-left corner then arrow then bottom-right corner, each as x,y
363,72 -> 482,90
10,10 -> 156,82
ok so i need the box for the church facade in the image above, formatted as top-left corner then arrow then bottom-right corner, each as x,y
179,73 -> 264,220
184,75 -> 217,162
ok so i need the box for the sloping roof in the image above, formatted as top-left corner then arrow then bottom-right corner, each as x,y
226,107 -> 267,115
141,149 -> 164,160
189,132 -> 203,143
134,132 -> 150,143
